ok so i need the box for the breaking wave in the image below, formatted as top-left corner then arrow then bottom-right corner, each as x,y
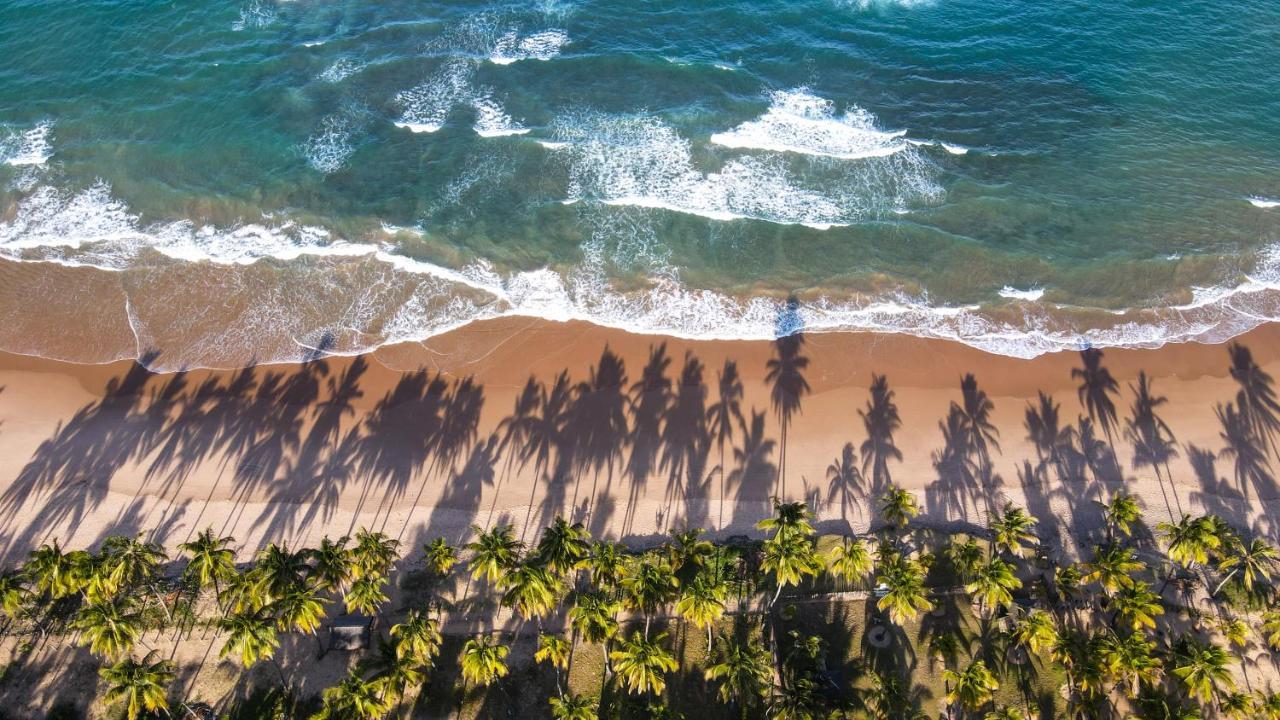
710,89 -> 909,160
393,60 -> 527,137
0,121 -> 53,167
548,110 -> 942,227
4,182 -> 1280,369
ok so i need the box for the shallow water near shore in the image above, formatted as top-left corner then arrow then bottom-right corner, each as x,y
1,0 -> 1279,368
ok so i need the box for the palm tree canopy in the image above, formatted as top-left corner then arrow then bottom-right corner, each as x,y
460,635 -> 510,687
549,694 -> 598,720
218,611 -> 280,668
179,528 -> 237,590
945,660 -> 1000,711
535,633 -> 572,670
535,517 -> 590,576
466,523 -> 523,583
422,537 -> 458,576
390,610 -> 442,665
100,651 -> 174,720
705,637 -> 772,707
610,631 -> 678,696
879,486 -> 920,529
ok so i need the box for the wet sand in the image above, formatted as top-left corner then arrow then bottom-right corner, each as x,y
2,316 -> 1279,564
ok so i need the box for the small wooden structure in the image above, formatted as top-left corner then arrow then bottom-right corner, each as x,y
327,614 -> 374,652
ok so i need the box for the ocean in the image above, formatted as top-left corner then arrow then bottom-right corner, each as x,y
1,0 -> 1278,369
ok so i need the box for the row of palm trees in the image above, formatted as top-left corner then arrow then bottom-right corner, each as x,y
4,484 -> 1280,718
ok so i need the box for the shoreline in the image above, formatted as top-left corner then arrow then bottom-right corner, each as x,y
2,316 -> 1280,565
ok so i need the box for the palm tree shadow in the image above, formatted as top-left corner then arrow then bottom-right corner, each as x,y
766,296 -> 810,499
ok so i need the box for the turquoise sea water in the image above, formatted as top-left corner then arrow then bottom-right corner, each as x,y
1,0 -> 1278,367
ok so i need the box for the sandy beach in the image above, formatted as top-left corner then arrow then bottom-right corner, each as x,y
1,317 -> 1278,566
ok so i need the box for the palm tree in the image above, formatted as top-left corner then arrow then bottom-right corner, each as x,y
769,677 -> 823,720
622,553 -> 679,637
73,599 -> 141,659
500,562 -> 562,621
610,631 -> 678,696
1082,544 -> 1144,595
757,499 -> 816,541
761,533 -> 821,606
1261,608 -> 1280,651
989,503 -> 1038,557
460,635 -> 510,687
97,534 -> 167,601
253,542 -> 309,602
272,585 -> 326,636
705,637 -> 772,714
1172,637 -> 1235,704
1101,492 -> 1142,542
422,537 -> 458,577
219,569 -> 265,615
1259,691 -> 1280,720
995,616 -> 1046,673
535,517 -> 590,578
1100,631 -> 1161,698
945,660 -> 999,717
877,553 -> 934,624
1215,537 -> 1277,594
26,540 -> 86,600
366,642 -> 423,707
316,670 -> 391,720
351,528 -> 401,580
584,540 -> 625,591
965,556 -> 1021,618
1217,617 -> 1249,649
827,537 -> 873,591
308,535 -> 353,595
676,569 -> 729,647
549,694 -> 597,720
100,651 -> 174,720
219,611 -> 280,668
984,707 -> 1027,720
766,332 -> 810,496
390,609 -> 442,666
1221,692 -> 1255,720
536,633 -> 572,696
0,571 -> 27,621
708,359 -> 746,528
344,574 -> 389,616
179,528 -> 237,608
880,485 -> 920,531
948,538 -> 984,583
466,523 -> 523,584
1073,348 -> 1120,441
568,592 -> 621,671
1109,581 -> 1164,632
1160,514 -> 1224,569
861,374 -> 903,494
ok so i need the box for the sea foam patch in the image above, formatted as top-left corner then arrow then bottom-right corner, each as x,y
394,60 -> 528,137
0,121 -> 53,167
1249,196 -> 1280,209
490,29 -> 568,64
711,89 -> 909,160
549,110 -> 941,226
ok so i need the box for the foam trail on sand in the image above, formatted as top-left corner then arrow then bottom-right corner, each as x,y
711,89 -> 909,160
1,121 -> 53,167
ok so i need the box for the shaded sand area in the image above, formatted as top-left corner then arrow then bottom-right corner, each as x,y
2,316 -> 1279,566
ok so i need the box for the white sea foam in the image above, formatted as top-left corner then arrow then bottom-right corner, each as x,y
301,112 -> 359,174
550,111 -> 941,226
7,182 -> 1280,367
232,0 -> 276,31
317,57 -> 366,83
394,60 -> 528,138
490,29 -> 568,64
711,89 -> 909,160
0,121 -> 53,167
1249,196 -> 1280,209
471,96 -> 530,137
999,286 -> 1045,301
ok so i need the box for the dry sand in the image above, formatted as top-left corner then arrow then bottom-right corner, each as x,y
1,317 -> 1279,566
